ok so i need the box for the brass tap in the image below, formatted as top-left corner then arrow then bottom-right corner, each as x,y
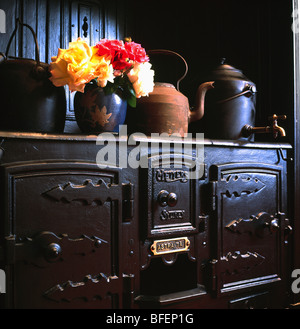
270,114 -> 286,138
241,114 -> 286,139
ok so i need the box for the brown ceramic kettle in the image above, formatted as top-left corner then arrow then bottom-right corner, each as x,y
133,49 -> 213,137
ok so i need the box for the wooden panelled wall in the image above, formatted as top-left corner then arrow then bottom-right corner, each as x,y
130,0 -> 294,144
0,0 -> 133,133
0,0 -> 295,138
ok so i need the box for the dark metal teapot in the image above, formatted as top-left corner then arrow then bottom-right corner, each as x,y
0,18 -> 66,133
191,59 -> 257,140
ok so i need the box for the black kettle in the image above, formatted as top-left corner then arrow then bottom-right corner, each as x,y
190,59 -> 257,140
0,18 -> 66,133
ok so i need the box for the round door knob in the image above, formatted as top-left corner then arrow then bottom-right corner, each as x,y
44,243 -> 62,262
157,190 -> 178,207
167,192 -> 178,207
270,218 -> 280,233
158,190 -> 169,207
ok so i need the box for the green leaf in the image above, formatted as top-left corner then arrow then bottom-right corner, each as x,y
102,75 -> 138,107
127,94 -> 137,108
103,82 -> 118,95
125,84 -> 136,107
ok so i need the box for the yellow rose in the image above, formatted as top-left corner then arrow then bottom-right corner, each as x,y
49,38 -> 94,92
127,62 -> 155,98
90,48 -> 115,88
49,38 -> 114,93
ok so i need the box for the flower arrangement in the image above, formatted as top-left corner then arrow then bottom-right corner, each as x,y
49,37 -> 155,107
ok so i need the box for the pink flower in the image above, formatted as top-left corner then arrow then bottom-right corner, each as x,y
125,42 -> 149,63
94,39 -> 132,71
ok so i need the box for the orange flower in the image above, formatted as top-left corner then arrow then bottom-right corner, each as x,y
49,38 -> 114,92
90,47 -> 115,88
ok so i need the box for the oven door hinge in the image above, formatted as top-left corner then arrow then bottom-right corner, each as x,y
122,183 -> 134,221
209,259 -> 218,294
1,235 -> 17,265
2,235 -> 35,265
123,273 -> 135,308
206,259 -> 218,296
209,181 -> 218,211
4,235 -> 17,265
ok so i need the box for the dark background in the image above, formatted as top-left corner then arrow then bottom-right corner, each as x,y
0,0 -> 295,142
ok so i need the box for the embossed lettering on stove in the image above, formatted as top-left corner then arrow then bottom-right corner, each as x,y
160,209 -> 185,221
156,169 -> 188,183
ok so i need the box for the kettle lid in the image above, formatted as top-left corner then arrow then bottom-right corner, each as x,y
210,58 -> 251,81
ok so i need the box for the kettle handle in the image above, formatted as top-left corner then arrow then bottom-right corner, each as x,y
147,49 -> 188,91
5,18 -> 41,66
216,84 -> 257,104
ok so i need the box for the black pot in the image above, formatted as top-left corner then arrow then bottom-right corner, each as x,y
190,59 -> 257,140
0,19 -> 66,133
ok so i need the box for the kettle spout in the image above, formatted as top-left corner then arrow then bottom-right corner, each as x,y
190,81 -> 214,123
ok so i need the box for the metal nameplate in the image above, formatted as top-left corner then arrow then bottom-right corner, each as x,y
150,237 -> 190,256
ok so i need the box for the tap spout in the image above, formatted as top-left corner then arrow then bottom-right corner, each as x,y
270,114 -> 286,138
273,125 -> 286,138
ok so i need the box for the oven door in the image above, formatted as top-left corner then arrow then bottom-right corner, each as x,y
207,162 -> 291,296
